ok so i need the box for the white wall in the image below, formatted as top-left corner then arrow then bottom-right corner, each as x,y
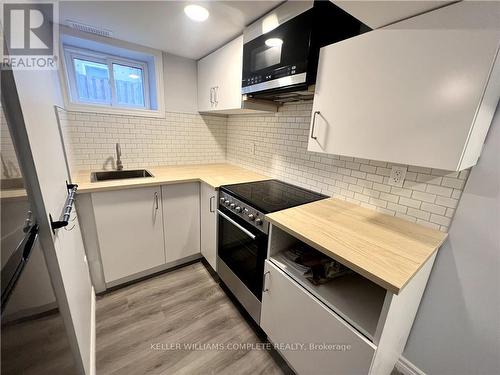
60,27 -> 199,116
402,104 -> 500,374
163,52 -> 198,113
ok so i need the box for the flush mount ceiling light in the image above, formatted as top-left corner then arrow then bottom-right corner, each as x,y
184,4 -> 209,22
265,38 -> 283,47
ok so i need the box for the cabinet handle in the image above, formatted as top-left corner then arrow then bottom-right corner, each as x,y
214,86 -> 218,106
209,196 -> 215,213
310,110 -> 320,140
210,87 -> 214,106
263,270 -> 270,292
154,192 -> 159,210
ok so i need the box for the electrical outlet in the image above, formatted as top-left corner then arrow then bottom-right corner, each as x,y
388,166 -> 407,187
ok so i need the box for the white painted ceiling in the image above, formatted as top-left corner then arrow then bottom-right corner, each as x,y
59,1 -> 282,60
332,0 -> 455,29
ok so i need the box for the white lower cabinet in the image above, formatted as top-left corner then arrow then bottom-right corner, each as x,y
261,260 -> 376,375
200,183 -> 217,270
92,186 -> 165,283
161,183 -> 200,263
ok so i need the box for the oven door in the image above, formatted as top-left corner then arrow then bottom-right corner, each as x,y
217,207 -> 268,301
241,10 -> 313,94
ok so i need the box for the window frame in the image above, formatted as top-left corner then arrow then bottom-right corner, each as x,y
63,46 -> 151,110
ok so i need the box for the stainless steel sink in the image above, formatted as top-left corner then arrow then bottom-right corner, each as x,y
90,169 -> 154,182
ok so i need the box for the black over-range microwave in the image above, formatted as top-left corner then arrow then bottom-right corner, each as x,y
241,0 -> 369,97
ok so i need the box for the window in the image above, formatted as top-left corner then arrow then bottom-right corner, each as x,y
63,46 -> 154,111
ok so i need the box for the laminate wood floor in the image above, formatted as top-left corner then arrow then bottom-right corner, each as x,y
96,262 -> 289,375
1,309 -> 77,375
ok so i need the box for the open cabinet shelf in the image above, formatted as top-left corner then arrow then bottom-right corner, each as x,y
268,225 -> 387,341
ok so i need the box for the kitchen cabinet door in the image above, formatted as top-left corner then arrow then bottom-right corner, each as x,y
213,35 -> 245,111
308,2 -> 500,171
197,35 -> 242,112
200,183 -> 217,270
261,260 -> 375,375
197,50 -> 217,112
162,183 -> 201,263
197,35 -> 277,114
92,186 -> 165,283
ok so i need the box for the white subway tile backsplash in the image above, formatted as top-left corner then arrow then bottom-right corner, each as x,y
435,196 -> 459,208
379,192 -> 399,204
420,202 -> 447,216
360,164 -> 377,174
391,186 -> 413,198
407,207 -> 431,221
416,173 -> 443,185
58,109 -> 227,173
430,213 -> 452,227
426,184 -> 453,197
372,182 -> 391,193
226,101 -> 468,231
387,202 -> 408,214
411,190 -> 437,203
441,177 -> 465,189
58,101 -> 469,232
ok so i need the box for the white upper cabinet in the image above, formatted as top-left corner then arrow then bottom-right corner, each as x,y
197,35 -> 277,114
308,2 -> 500,171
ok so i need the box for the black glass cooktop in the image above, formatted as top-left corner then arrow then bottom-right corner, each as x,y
220,180 -> 327,214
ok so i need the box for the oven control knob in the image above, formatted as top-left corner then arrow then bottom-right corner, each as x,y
248,213 -> 255,221
220,197 -> 225,203
255,218 -> 263,226
235,206 -> 242,213
224,200 -> 230,206
230,203 -> 236,209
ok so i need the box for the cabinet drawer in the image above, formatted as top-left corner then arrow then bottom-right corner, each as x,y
261,260 -> 375,375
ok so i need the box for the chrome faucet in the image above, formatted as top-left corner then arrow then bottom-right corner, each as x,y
116,143 -> 123,171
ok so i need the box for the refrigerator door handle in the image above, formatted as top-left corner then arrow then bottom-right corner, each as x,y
1,224 -> 39,315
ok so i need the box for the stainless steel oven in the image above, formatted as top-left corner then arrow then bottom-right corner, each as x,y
242,0 -> 367,96
217,203 -> 268,324
216,180 -> 327,324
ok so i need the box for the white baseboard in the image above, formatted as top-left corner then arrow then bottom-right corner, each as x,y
396,356 -> 427,375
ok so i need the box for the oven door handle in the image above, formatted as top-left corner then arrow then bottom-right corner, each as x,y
217,209 -> 257,240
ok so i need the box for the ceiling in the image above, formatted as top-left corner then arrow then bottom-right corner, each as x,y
59,1 -> 282,60
332,0 -> 456,29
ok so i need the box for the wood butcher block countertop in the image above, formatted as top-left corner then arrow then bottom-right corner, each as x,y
0,188 -> 27,201
73,163 -> 270,193
266,198 -> 448,294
